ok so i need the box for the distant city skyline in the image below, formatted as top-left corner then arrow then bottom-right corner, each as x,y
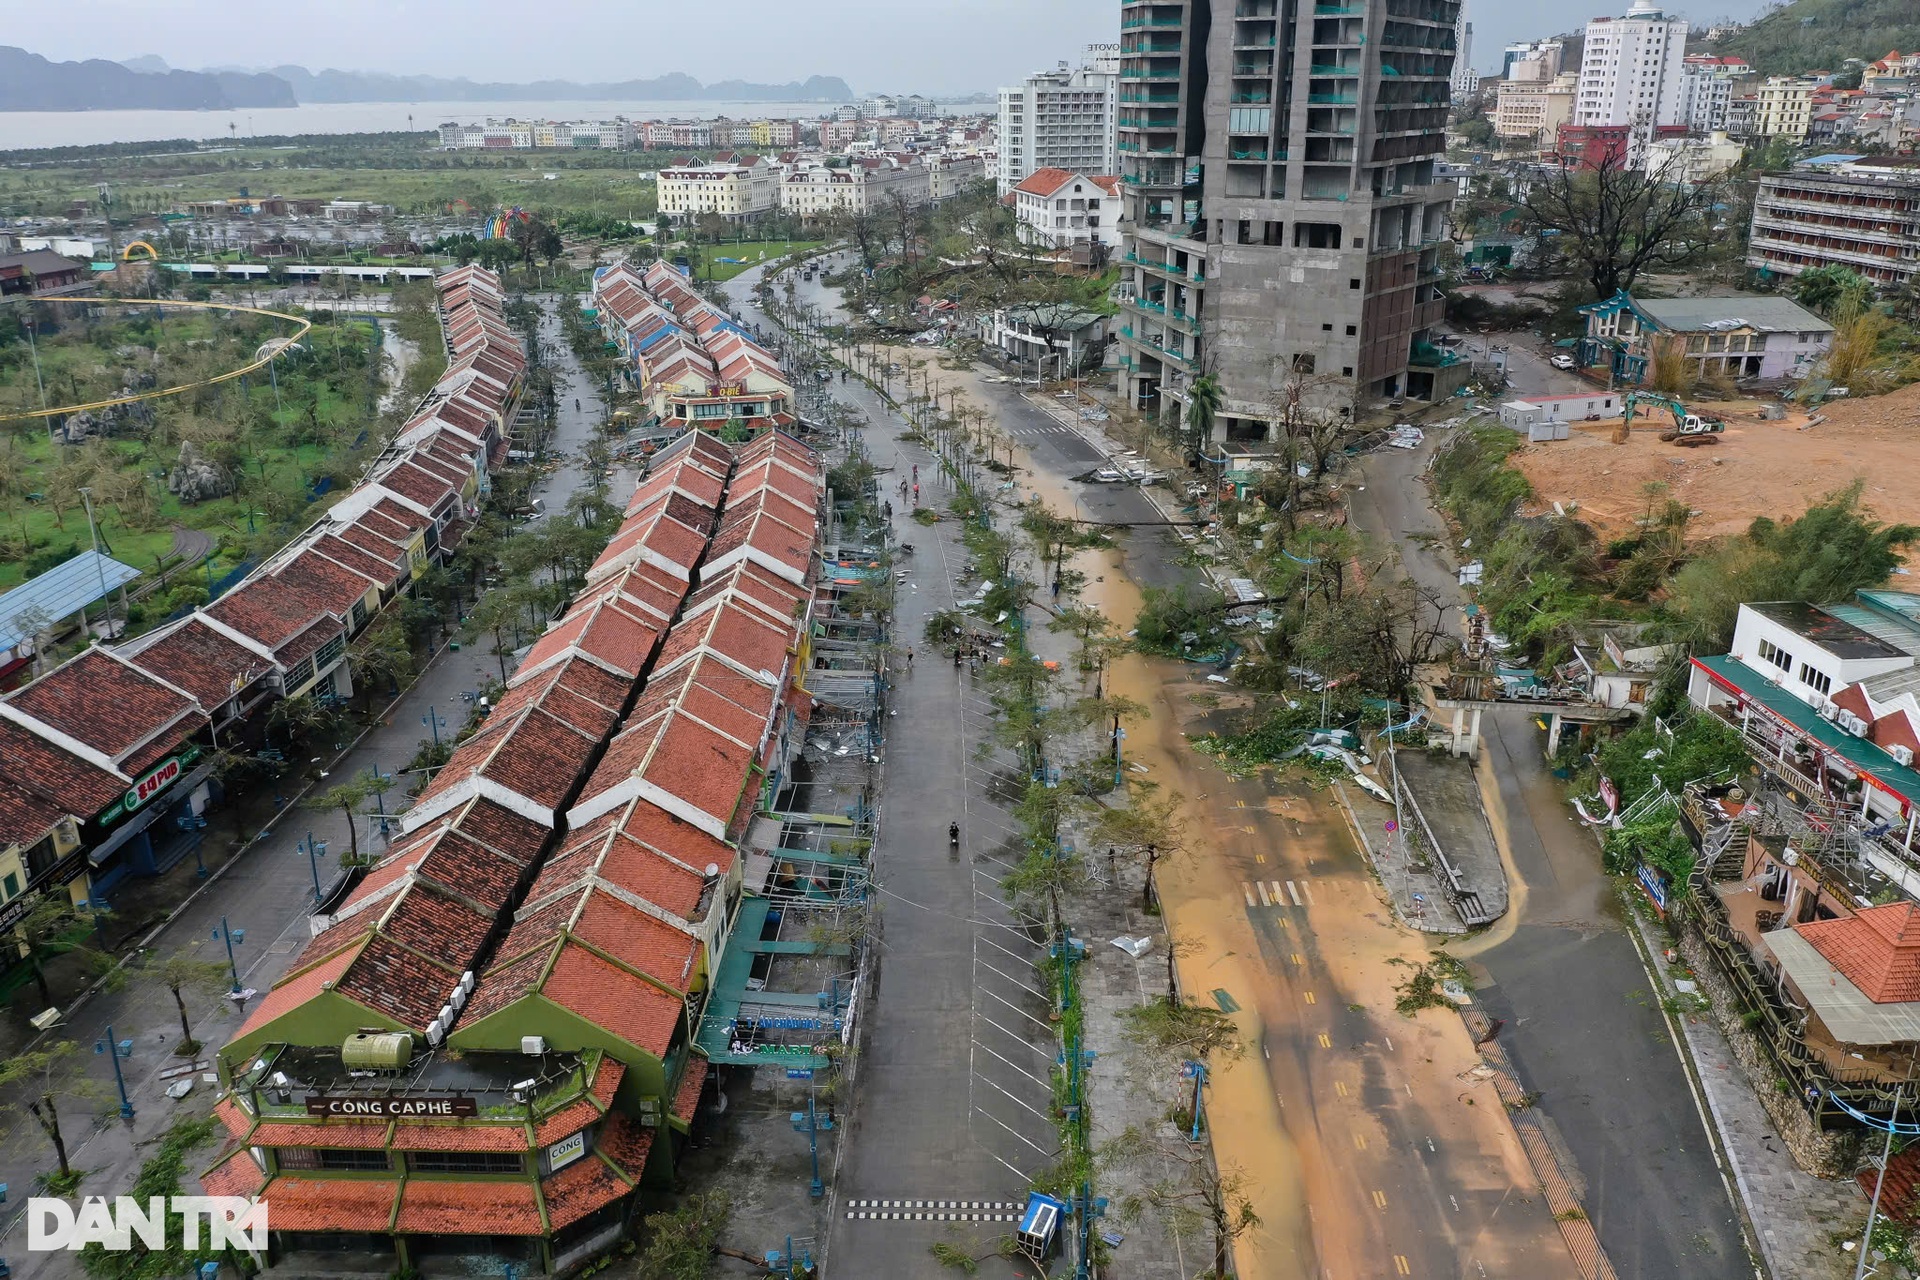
26,0 -> 1776,98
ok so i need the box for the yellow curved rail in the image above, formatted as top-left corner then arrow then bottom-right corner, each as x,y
0,296 -> 314,423
120,240 -> 159,262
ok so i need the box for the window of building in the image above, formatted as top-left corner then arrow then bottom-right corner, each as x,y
1349,278 -> 1361,289
2,871 -> 17,900
1294,222 -> 1342,249
1342,366 -> 1354,377
1799,663 -> 1833,696
276,1148 -> 391,1172
407,1150 -> 527,1175
1293,354 -> 1317,374
1756,637 -> 1792,672
1345,324 -> 1357,336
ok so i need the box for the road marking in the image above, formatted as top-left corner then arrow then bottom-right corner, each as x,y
1354,1132 -> 1368,1150
1301,879 -> 1315,904
1335,1080 -> 1348,1097
1235,799 -> 1247,809
1385,1036 -> 1394,1051
1395,1255 -> 1412,1274
1450,1194 -> 1460,1213
1256,853 -> 1267,864
1257,881 -> 1272,907
1373,1190 -> 1389,1209
1291,952 -> 1303,966
1270,880 -> 1285,902
1304,991 -> 1316,1005
1243,882 -> 1256,906
1318,1032 -> 1332,1048
1286,880 -> 1303,906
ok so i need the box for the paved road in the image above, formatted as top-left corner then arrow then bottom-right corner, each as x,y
765,265 -> 1578,1280
0,296 -> 612,1277
1350,438 -> 1751,1279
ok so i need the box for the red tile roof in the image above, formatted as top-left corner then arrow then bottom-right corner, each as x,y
389,1122 -> 533,1152
532,1097 -> 602,1146
5,647 -> 205,761
1799,903 -> 1920,1002
542,945 -> 683,1058
261,1177 -> 400,1232
395,1177 -> 541,1235
126,618 -> 274,712
541,1152 -> 632,1229
671,1056 -> 709,1124
247,1119 -> 391,1149
200,1147 -> 267,1200
595,1113 -> 655,1181
236,941 -> 365,1041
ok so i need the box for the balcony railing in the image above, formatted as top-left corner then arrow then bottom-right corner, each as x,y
1120,90 -> 1181,103
1310,64 -> 1358,76
1314,4 -> 1366,13
1122,15 -> 1186,26
1308,93 -> 1356,104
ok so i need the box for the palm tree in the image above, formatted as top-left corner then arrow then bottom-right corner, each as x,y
1184,374 -> 1223,456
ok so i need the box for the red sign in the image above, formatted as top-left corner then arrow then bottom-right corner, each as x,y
128,757 -> 181,813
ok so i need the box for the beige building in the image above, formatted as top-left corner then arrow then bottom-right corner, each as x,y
780,156 -> 930,217
926,154 -> 987,201
1494,73 -> 1579,146
1755,77 -> 1815,140
656,153 -> 778,222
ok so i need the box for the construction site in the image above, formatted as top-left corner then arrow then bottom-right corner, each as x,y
1506,381 -> 1920,540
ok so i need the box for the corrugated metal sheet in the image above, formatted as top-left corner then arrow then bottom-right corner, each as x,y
0,551 -> 141,651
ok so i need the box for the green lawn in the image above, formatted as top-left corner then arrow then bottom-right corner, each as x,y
683,240 -> 824,282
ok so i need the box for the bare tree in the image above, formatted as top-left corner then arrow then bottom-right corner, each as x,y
1520,147 -> 1721,300
1110,1125 -> 1261,1279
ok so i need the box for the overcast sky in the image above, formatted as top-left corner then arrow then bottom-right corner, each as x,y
27,0 -> 1775,95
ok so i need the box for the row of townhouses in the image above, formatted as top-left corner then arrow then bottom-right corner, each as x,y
589,260 -> 794,432
201,429 -> 829,1276
0,266 -> 524,947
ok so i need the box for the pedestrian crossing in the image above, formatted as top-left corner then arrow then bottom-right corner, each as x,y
844,1200 -> 1022,1222
1243,879 -> 1317,908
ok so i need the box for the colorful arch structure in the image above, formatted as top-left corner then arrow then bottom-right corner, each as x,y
120,240 -> 160,262
0,298 -> 312,423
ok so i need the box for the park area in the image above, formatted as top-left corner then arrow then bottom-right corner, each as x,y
1505,383 -> 1920,541
0,296 -> 409,599
684,238 -> 824,281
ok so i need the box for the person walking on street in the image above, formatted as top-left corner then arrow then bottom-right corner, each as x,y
906,647 -> 914,669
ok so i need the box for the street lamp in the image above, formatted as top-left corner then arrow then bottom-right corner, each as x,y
212,917 -> 245,993
422,706 -> 445,749
298,831 -> 328,904
96,1027 -> 134,1121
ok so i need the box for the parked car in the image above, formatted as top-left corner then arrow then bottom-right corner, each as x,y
1551,354 -> 1577,370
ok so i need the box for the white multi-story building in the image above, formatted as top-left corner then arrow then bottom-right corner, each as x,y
995,61 -> 1118,194
438,118 -> 633,149
1678,56 -> 1746,134
1451,14 -> 1478,100
1010,169 -> 1123,250
1574,0 -> 1690,135
657,153 -> 778,222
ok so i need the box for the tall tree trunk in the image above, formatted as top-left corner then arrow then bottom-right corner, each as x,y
173,984 -> 194,1049
1143,846 -> 1159,914
31,956 -> 51,1011
33,1096 -> 70,1178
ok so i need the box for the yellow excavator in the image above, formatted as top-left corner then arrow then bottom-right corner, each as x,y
1615,390 -> 1727,446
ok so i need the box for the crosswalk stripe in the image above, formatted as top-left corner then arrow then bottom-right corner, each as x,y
1287,880 -> 1303,906
1256,880 -> 1271,906
1270,880 -> 1284,902
1302,879 -> 1316,904
1242,882 -> 1255,906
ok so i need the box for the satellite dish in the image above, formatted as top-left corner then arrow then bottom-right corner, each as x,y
705,863 -> 721,878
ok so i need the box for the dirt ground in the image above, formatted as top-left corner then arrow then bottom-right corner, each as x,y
1509,381 -> 1920,540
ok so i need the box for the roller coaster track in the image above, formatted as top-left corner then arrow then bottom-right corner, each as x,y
0,296 -> 313,424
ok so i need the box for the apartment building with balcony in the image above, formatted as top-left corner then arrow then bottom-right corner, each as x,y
996,61 -> 1120,194
1746,160 -> 1920,289
1493,73 -> 1578,147
656,154 -> 778,223
1755,76 -> 1816,141
1115,0 -> 1459,432
1573,0 -> 1689,140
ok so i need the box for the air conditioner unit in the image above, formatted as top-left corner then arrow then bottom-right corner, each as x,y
1818,700 -> 1841,722
426,1021 -> 446,1047
1843,713 -> 1871,738
460,970 -> 475,995
439,1003 -> 454,1026
1891,745 -> 1915,767
521,1035 -> 548,1055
